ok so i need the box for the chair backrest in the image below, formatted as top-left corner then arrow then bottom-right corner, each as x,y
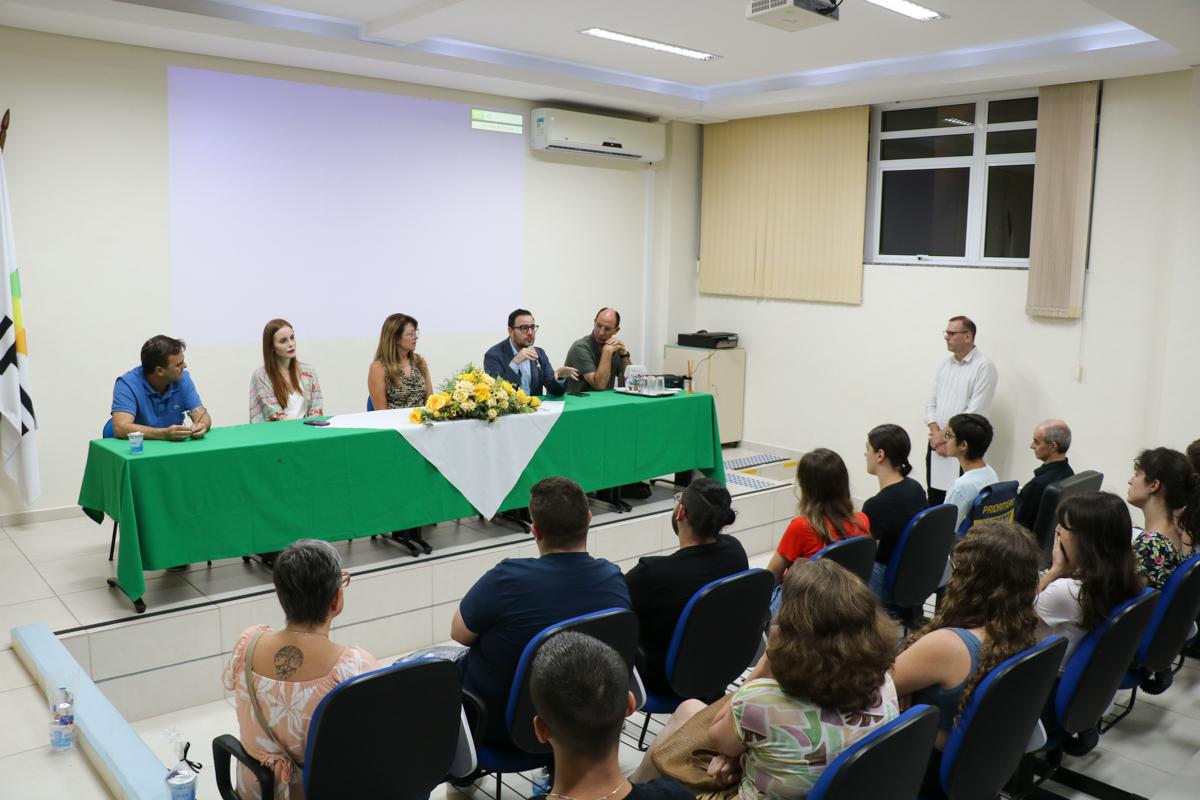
811,536 -> 877,584
940,636 -> 1068,800
102,418 -> 114,438
506,608 -> 639,754
304,657 -> 461,800
957,480 -> 1019,537
885,504 -> 957,608
665,569 -> 775,701
366,396 -> 374,412
1138,554 -> 1200,673
1031,470 -> 1103,566
1054,587 -> 1158,734
807,704 -> 940,800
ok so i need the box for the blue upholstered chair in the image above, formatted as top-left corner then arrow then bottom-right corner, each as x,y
808,704 -> 940,800
957,480 -> 1019,537
812,536 -> 877,583
214,657 -> 463,800
882,504 -> 957,629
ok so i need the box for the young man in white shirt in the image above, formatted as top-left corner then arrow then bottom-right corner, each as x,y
943,413 -> 999,529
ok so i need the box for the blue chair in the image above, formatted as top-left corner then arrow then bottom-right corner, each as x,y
1030,470 -> 1104,567
808,704 -> 940,800
812,536 -> 877,584
882,504 -> 957,628
957,480 -> 1019,537
366,396 -> 374,411
1016,589 -> 1159,799
213,657 -> 463,800
636,569 -> 774,749
1104,556 -> 1200,731
463,608 -> 639,797
928,636 -> 1068,800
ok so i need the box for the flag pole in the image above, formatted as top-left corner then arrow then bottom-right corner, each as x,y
0,109 -> 9,152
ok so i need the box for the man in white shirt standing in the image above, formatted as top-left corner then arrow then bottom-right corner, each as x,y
924,315 -> 998,505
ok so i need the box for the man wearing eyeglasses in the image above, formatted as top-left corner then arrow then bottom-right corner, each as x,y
924,315 -> 998,505
483,309 -> 579,396
564,307 -> 630,393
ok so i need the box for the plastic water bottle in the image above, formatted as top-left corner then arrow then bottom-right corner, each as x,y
531,766 -> 552,796
49,687 -> 75,751
164,729 -> 199,800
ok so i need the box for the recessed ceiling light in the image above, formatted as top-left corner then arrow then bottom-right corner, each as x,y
579,28 -> 721,61
862,0 -> 946,22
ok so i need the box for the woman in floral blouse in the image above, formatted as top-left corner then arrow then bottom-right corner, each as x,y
249,319 -> 324,423
1127,447 -> 1199,588
222,540 -> 379,799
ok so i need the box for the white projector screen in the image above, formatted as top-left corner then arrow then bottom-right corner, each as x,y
167,66 -> 525,344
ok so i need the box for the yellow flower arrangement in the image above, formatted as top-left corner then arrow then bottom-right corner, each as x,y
410,364 -> 547,424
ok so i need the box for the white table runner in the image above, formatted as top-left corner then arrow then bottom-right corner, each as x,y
325,403 -> 565,519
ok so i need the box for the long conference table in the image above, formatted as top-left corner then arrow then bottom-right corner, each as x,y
78,391 -> 725,611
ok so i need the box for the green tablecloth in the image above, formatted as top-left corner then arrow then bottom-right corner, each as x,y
78,391 -> 724,602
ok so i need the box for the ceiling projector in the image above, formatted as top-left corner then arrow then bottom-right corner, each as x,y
747,0 -> 840,31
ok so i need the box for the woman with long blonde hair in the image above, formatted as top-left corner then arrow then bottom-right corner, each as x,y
368,313 -> 432,410
249,319 -> 324,423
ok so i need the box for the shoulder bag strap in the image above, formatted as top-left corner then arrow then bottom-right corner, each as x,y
244,631 -> 305,769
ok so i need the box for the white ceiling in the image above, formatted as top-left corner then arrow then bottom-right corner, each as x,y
1,0 -> 1196,120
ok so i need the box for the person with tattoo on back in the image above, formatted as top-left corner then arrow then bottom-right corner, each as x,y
222,540 -> 380,800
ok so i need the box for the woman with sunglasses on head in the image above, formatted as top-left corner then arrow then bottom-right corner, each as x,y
368,313 -> 431,411
1035,491 -> 1143,666
1127,447 -> 1200,589
625,478 -> 747,696
249,319 -> 324,423
222,539 -> 379,800
892,521 -> 1041,749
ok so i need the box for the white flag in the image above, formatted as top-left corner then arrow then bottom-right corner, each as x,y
0,151 -> 39,505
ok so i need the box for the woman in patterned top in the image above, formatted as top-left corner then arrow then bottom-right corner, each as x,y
222,539 -> 379,800
1127,447 -> 1199,589
368,312 -> 432,410
635,560 -> 899,799
249,319 -> 324,423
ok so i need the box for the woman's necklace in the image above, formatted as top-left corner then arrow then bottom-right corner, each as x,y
282,627 -> 328,638
546,780 -> 628,800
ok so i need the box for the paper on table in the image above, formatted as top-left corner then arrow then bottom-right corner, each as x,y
325,403 -> 565,518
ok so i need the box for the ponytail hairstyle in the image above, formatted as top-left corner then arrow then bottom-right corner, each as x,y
867,424 -> 913,478
1056,491 -> 1143,631
796,448 -> 856,546
681,478 -> 738,540
262,319 -> 302,409
1133,447 -> 1200,550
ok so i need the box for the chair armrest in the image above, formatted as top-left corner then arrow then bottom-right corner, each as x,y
461,688 -> 487,744
212,734 -> 274,800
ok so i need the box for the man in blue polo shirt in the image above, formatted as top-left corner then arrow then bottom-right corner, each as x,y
451,476 -> 630,748
111,335 -> 211,441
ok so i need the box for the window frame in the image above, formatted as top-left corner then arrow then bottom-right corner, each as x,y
865,89 -> 1039,269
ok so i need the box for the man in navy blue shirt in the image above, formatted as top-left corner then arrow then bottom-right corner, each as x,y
453,476 -> 630,747
111,335 -> 211,441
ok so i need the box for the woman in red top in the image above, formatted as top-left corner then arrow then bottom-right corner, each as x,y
768,448 -> 870,587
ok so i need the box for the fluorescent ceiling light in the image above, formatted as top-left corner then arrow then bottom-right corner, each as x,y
862,0 -> 946,22
942,117 -> 972,126
580,28 -> 720,61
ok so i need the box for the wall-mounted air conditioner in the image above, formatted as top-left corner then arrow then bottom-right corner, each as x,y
530,108 -> 666,163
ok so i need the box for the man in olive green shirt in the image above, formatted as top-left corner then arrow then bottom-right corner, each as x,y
564,307 -> 630,392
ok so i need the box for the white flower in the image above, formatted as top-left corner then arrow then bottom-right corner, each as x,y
486,398 -> 497,408
461,399 -> 476,411
487,408 -> 498,420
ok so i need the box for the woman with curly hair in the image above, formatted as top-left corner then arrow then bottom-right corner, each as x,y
892,520 -> 1041,747
1035,491 -> 1143,666
633,559 -> 899,798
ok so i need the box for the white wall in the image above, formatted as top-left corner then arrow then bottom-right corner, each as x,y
692,69 -> 1200,517
0,26 -> 700,514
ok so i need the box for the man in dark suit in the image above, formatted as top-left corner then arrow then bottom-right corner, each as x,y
483,309 -> 578,396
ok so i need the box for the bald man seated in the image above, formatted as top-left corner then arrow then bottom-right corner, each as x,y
1014,419 -> 1075,530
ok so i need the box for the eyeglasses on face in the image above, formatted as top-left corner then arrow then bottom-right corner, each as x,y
594,322 -> 617,334
341,570 -> 352,588
513,324 -> 539,333
402,329 -> 420,339
943,329 -> 968,337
